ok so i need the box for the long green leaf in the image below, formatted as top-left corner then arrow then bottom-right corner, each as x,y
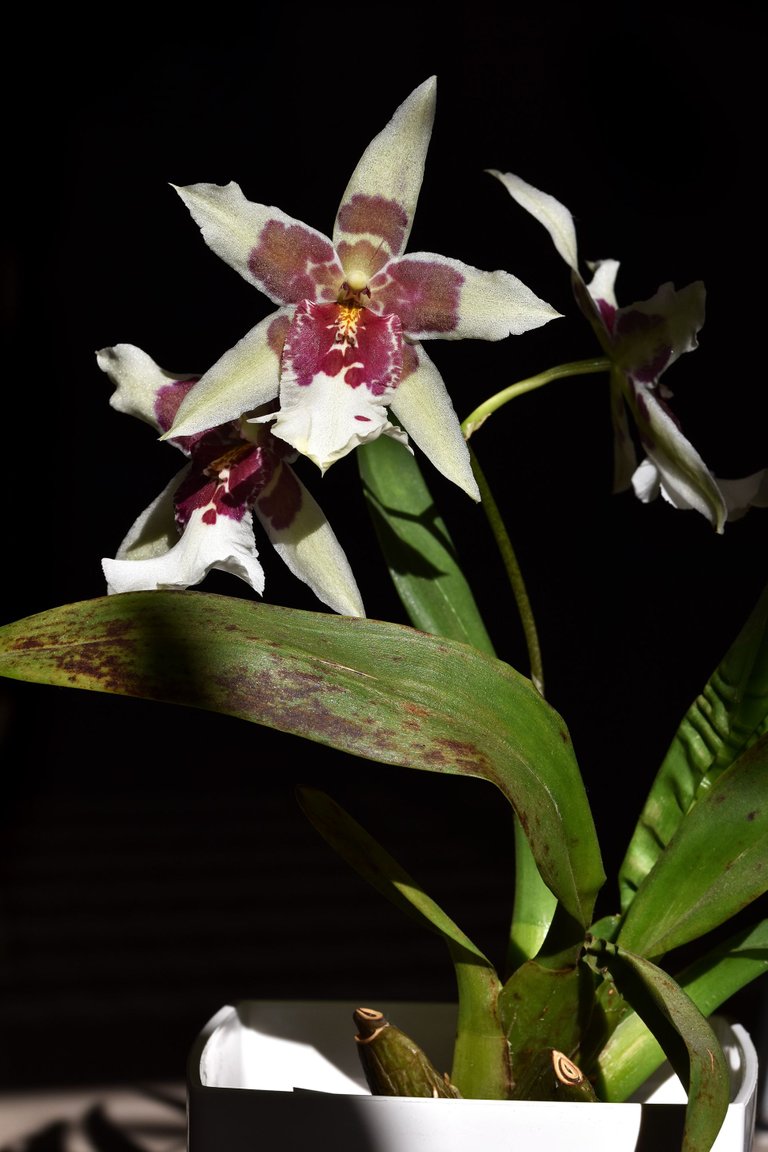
617,731 -> 768,958
619,581 -> 768,910
0,591 -> 605,926
591,942 -> 730,1152
359,436 -> 556,964
597,918 -> 768,1101
296,786 -> 493,960
357,436 -> 495,655
296,787 -> 510,1099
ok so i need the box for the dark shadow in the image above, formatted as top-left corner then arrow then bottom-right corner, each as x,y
0,1122 -> 67,1152
83,1105 -> 146,1151
364,496 -> 451,580
633,1103 -> 686,1151
187,1085 -> 378,1152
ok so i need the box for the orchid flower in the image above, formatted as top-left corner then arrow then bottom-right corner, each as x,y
166,78 -> 560,501
96,345 -> 365,617
489,170 -> 731,532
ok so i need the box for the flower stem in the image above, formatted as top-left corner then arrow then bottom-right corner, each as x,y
464,359 -> 611,968
469,446 -> 544,695
461,357 -> 611,441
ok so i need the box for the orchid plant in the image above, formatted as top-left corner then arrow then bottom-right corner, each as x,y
1,76 -> 767,1152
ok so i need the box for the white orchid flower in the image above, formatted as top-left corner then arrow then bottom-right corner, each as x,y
97,345 -> 364,616
167,78 -> 560,501
489,170 -> 744,533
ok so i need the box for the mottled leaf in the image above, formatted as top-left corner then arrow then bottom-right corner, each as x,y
0,591 -> 604,927
593,943 -> 730,1152
597,918 -> 768,1102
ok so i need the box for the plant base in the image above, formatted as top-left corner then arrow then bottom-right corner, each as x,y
186,1000 -> 758,1151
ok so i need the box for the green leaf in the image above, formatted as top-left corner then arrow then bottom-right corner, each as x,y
359,436 -> 556,962
597,918 -> 768,1101
617,731 -> 768,958
591,943 -> 730,1152
297,787 -> 510,1099
619,581 -> 768,910
297,786 -> 493,961
499,955 -> 596,1098
358,436 -> 495,656
0,591 -> 605,927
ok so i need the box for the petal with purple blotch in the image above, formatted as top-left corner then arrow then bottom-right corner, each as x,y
103,491 -> 266,594
97,344 -> 199,434
611,281 -> 705,382
373,252 -> 561,340
264,300 -> 406,470
174,181 -> 343,304
333,77 -> 436,262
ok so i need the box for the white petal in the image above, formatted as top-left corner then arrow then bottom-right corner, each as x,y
97,344 -> 195,430
103,504 -> 265,595
614,282 -> 706,381
265,373 -> 401,472
168,311 -> 288,440
174,182 -> 342,304
631,458 -> 662,504
255,465 -> 365,617
111,469 -> 189,566
390,344 -> 479,501
629,383 -> 727,531
375,252 -> 560,341
717,470 -> 768,520
333,77 -> 436,261
265,301 -> 405,471
488,170 -> 580,272
585,260 -> 621,310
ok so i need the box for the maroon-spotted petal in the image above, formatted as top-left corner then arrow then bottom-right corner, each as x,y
266,300 -> 406,470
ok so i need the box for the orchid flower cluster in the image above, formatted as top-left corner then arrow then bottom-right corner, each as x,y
2,77 -> 767,1152
96,78 -> 764,613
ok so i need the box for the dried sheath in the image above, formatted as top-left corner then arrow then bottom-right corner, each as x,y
353,1007 -> 462,1098
516,1048 -> 599,1102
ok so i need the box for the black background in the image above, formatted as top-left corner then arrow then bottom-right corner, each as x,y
1,7 -> 766,1089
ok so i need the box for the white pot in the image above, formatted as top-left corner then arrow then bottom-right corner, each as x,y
186,1000 -> 758,1151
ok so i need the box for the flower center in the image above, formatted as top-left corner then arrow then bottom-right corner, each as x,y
345,268 -> 368,293
335,304 -> 363,346
339,270 -> 371,306
204,442 -> 252,479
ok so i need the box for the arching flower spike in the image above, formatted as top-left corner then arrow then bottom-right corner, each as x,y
167,78 -> 560,501
97,345 -> 365,616
489,170 -> 733,531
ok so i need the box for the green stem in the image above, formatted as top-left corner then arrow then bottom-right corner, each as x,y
463,362 -> 612,970
469,446 -> 544,695
468,448 -> 556,969
461,357 -> 611,440
448,948 -> 510,1099
506,830 -> 558,973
